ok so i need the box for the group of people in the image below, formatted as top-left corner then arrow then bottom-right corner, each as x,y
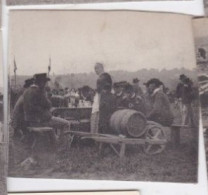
91,63 -> 175,134
11,62 -> 196,139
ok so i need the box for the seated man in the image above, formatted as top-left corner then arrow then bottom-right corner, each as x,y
146,78 -> 174,126
23,73 -> 71,130
113,81 -> 127,109
11,78 -> 34,137
120,83 -> 146,114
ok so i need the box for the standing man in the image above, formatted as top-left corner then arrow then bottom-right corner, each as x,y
176,74 -> 195,127
91,63 -> 114,134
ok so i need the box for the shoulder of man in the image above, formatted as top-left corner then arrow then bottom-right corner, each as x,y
23,85 -> 39,96
101,72 -> 111,79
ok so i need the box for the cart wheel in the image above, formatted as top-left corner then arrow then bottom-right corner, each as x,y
143,122 -> 167,155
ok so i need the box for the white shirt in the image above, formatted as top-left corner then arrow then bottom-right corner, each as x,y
92,93 -> 100,114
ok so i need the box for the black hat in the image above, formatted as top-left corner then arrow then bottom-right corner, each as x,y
133,78 -> 139,83
179,74 -> 186,80
33,73 -> 50,83
145,78 -> 162,87
24,78 -> 34,88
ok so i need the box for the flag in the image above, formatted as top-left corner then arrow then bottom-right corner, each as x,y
14,58 -> 17,74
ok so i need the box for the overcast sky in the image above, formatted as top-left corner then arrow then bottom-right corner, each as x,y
8,11 -> 196,76
193,18 -> 208,40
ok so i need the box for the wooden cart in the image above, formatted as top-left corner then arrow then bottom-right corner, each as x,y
50,107 -> 168,156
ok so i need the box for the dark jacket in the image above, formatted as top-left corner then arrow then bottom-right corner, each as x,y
97,72 -> 112,93
176,81 -> 194,104
148,89 -> 174,126
23,85 -> 52,124
99,91 -> 116,134
115,92 -> 124,109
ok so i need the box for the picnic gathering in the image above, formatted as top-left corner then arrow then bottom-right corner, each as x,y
8,61 -> 199,182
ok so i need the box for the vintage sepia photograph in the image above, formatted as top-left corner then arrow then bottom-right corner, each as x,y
8,10 -> 199,183
193,18 -> 208,176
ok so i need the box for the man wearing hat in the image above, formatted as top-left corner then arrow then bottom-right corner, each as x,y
120,83 -> 145,113
113,81 -> 127,109
176,74 -> 195,127
23,73 -> 70,129
146,78 -> 173,126
11,78 -> 34,138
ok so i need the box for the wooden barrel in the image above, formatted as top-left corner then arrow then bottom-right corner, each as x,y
110,109 -> 147,137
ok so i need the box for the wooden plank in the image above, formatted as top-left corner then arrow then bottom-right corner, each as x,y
27,127 -> 53,132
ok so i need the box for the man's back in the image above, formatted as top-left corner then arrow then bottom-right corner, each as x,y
23,85 -> 52,123
97,72 -> 112,93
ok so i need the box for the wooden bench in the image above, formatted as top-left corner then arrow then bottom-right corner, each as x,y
170,124 -> 189,147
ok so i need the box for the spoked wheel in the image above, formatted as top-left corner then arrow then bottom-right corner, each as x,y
143,121 -> 167,155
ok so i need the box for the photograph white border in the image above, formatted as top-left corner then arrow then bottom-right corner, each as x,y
3,0 -> 207,194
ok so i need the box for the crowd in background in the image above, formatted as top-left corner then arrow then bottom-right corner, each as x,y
10,62 -> 198,138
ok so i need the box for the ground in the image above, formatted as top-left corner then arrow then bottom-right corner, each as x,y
8,104 -> 199,183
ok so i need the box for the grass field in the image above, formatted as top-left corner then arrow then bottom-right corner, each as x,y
9,104 -> 199,183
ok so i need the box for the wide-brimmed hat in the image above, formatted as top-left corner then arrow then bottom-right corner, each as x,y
24,78 -> 34,88
33,73 -> 50,83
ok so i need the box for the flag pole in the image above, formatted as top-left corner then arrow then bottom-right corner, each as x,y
14,57 -> 17,88
48,56 -> 51,77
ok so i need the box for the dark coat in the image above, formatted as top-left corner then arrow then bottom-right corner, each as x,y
23,85 -> 52,124
97,72 -> 112,93
176,81 -> 194,104
115,92 -> 124,109
99,91 -> 116,134
148,90 -> 174,126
